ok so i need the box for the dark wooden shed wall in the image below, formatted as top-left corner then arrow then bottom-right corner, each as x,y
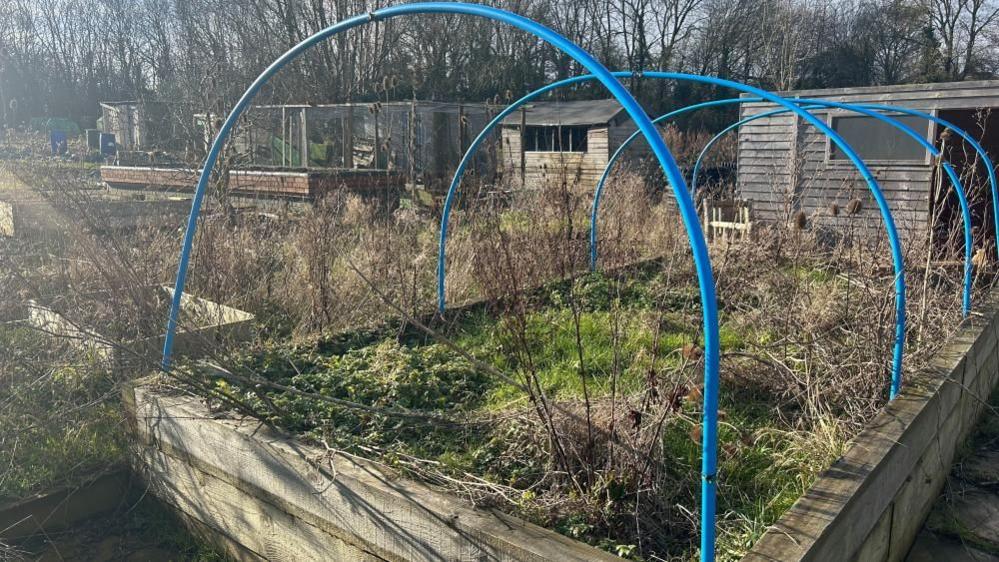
736,80 -> 999,238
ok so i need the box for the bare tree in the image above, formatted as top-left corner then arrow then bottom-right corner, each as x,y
0,0 -> 997,130
924,0 -> 999,79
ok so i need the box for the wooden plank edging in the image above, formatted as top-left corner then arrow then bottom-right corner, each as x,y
126,384 -> 622,562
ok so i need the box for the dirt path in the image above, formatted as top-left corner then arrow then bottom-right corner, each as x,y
12,495 -> 226,562
906,390 -> 999,561
0,163 -> 66,237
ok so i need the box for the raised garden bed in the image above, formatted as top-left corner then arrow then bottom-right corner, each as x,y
27,286 -> 254,370
745,294 -> 999,562
0,323 -> 126,502
127,382 -> 620,561
101,165 -> 404,206
128,284 -> 998,561
125,250 -> 970,561
0,467 -> 134,540
2,469 -> 228,561
0,198 -> 192,238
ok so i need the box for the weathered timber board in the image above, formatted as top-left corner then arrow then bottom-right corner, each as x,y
128,385 -> 622,562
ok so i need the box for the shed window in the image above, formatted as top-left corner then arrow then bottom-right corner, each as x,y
830,114 -> 928,162
523,125 -> 589,152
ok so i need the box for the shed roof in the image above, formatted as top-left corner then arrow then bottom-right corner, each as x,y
99,100 -> 180,112
767,78 -> 999,98
739,79 -> 999,111
100,101 -> 138,111
501,99 -> 626,126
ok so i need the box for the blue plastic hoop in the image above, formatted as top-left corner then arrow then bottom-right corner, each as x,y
160,6 -> 722,560
438,87 -> 735,312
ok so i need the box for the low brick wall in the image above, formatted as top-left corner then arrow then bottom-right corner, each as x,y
125,384 -> 621,562
745,296 -> 999,561
101,166 -> 198,192
101,166 -> 403,204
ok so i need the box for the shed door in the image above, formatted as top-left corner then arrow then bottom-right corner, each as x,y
935,109 -> 999,259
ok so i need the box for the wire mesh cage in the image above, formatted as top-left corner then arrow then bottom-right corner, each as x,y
227,102 -> 497,189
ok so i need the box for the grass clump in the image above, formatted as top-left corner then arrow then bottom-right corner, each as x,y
229,339 -> 491,458
0,325 -> 126,500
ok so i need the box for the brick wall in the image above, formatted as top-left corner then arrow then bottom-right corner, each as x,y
102,166 -> 403,204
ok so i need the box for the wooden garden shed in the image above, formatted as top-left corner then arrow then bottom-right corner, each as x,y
500,99 -> 645,188
99,100 -> 191,152
735,80 -> 999,247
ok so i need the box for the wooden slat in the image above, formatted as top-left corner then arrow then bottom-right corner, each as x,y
737,133 -> 796,143
129,386 -> 622,562
139,447 -> 375,562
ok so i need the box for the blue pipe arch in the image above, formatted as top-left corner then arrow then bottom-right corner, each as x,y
438,73 -> 723,314
436,71 -> 908,400
158,4 -> 724,560
685,100 -> 973,316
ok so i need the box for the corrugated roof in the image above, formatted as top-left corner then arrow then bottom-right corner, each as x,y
501,99 -> 627,126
